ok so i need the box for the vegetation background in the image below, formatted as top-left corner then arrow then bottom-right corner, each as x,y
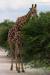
0,12 -> 50,68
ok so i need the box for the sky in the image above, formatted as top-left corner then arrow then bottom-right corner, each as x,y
0,0 -> 50,22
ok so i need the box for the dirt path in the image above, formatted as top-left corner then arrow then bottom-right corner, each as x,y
0,47 -> 50,75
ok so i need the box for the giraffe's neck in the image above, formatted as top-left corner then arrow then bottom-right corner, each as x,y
25,10 -> 31,22
15,11 -> 31,30
15,8 -> 37,31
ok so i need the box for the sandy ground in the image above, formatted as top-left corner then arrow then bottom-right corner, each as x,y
0,62 -> 49,75
0,47 -> 50,75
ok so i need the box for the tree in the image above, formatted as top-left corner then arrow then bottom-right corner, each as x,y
0,12 -> 50,66
0,20 -> 15,50
21,12 -> 50,65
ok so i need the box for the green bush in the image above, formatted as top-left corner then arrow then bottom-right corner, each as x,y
0,12 -> 50,66
0,20 -> 15,50
21,12 -> 50,64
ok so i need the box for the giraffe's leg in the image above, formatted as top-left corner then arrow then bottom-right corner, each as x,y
17,55 -> 25,72
17,55 -> 21,73
20,57 -> 25,72
21,63 -> 25,72
15,49 -> 18,71
15,42 -> 20,72
8,41 -> 14,71
20,45 -> 25,72
10,57 -> 13,70
16,61 -> 18,71
17,54 -> 25,73
15,57 -> 18,71
10,49 -> 14,71
15,54 -> 21,72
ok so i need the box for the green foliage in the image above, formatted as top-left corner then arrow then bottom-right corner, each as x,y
0,20 -> 15,49
21,12 -> 50,65
0,12 -> 50,67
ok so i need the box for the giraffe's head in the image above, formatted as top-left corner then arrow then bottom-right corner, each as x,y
29,4 -> 37,17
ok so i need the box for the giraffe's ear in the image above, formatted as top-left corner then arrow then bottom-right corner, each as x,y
32,4 -> 34,8
29,4 -> 34,10
35,4 -> 37,8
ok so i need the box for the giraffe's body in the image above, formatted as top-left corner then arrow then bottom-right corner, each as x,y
8,4 -> 37,72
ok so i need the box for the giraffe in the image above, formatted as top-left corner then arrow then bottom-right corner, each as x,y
8,4 -> 37,73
